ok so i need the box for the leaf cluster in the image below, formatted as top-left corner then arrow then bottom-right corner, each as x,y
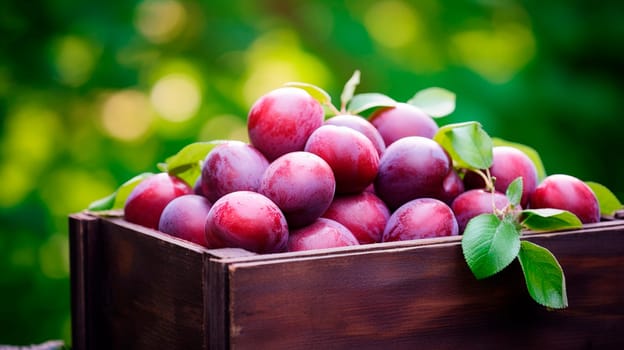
438,122 -> 580,309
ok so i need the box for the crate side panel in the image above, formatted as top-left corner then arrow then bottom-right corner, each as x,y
93,219 -> 206,349
228,243 -> 527,349
228,227 -> 624,349
524,227 -> 624,347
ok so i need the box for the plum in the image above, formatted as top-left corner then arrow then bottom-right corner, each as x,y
363,183 -> 376,194
462,146 -> 538,208
370,102 -> 439,146
324,114 -> 386,156
529,174 -> 600,224
124,173 -> 193,229
259,151 -> 335,228
490,147 -> 538,208
462,170 -> 485,191
158,194 -> 212,247
288,218 -> 359,252
383,198 -> 458,242
204,191 -> 289,253
193,174 -> 207,197
304,125 -> 379,194
247,87 -> 324,161
437,170 -> 465,205
374,136 -> 452,210
322,192 -> 390,244
200,141 -> 269,203
451,189 -> 512,233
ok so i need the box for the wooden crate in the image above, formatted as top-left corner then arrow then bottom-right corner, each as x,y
69,212 -> 624,349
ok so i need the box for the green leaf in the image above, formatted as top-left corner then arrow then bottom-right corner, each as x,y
585,181 -> 624,216
462,214 -> 521,280
407,87 -> 456,118
87,172 -> 154,211
284,82 -> 333,106
492,138 -> 547,181
347,93 -> 396,115
518,240 -> 568,309
506,177 -> 523,207
86,192 -> 116,212
159,140 -> 225,185
340,70 -> 360,110
520,208 -> 583,231
434,121 -> 493,170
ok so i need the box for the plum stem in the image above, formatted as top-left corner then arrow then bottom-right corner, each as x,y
326,102 -> 341,116
339,101 -> 347,114
483,168 -> 504,217
485,168 -> 494,191
474,168 -> 495,192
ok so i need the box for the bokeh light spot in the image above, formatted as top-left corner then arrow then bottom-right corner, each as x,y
39,168 -> 116,217
135,0 -> 187,43
363,0 -> 422,49
0,163 -> 34,208
150,74 -> 202,122
199,114 -> 248,142
3,105 -> 61,168
0,105 -> 61,207
38,233 -> 69,279
452,23 -> 535,83
242,30 -> 332,107
52,36 -> 99,87
101,90 -> 153,141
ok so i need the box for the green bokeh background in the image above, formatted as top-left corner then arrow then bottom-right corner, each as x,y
1,0 -> 623,345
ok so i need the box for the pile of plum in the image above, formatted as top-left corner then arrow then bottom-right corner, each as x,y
122,85 -> 601,254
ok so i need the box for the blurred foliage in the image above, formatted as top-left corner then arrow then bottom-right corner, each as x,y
1,0 -> 623,345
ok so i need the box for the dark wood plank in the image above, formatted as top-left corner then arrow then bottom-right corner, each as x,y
204,255 -> 229,350
227,225 -> 624,349
73,214 -> 208,349
103,218 -> 207,349
69,213 -> 99,350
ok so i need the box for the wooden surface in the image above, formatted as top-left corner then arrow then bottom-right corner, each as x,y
69,213 -> 97,350
70,213 -> 208,350
226,223 -> 624,349
70,214 -> 624,349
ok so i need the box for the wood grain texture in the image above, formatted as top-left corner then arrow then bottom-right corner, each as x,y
70,214 -> 208,350
70,215 -> 624,349
227,225 -> 624,349
205,254 -> 229,350
69,213 -> 99,350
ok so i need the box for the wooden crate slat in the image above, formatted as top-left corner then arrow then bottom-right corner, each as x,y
69,213 -> 99,350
